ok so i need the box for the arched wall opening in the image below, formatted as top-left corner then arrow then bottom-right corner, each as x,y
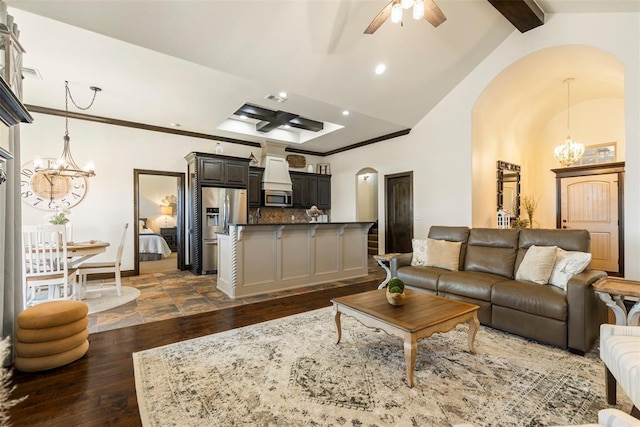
471,44 -> 625,229
356,167 -> 379,223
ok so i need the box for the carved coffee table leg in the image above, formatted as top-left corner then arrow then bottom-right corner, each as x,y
404,337 -> 417,388
467,313 -> 479,354
332,304 -> 342,344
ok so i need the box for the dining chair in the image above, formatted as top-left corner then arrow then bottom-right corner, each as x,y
22,224 -> 77,308
77,223 -> 129,298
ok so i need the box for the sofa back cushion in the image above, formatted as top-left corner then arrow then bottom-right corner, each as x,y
463,228 -> 519,278
515,229 -> 591,272
427,226 -> 470,270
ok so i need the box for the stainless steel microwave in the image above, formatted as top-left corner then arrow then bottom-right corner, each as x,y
263,190 -> 293,207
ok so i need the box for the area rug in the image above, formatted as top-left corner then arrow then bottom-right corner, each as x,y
84,286 -> 140,314
133,308 -> 630,427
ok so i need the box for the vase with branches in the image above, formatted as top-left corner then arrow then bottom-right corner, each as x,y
522,195 -> 540,229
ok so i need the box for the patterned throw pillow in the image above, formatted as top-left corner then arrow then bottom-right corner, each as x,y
548,248 -> 591,290
411,239 -> 428,266
515,245 -> 558,285
425,238 -> 462,271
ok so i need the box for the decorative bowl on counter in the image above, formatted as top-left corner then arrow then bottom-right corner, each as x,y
305,205 -> 323,223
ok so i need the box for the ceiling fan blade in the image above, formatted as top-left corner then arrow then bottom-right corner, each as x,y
423,0 -> 447,27
364,1 -> 394,34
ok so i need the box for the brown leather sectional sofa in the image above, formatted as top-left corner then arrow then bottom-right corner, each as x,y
390,226 -> 608,354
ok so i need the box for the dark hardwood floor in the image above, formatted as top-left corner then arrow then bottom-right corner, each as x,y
9,280 -> 379,426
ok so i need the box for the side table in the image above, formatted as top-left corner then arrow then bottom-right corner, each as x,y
373,253 -> 400,289
593,277 -> 640,326
160,227 -> 178,252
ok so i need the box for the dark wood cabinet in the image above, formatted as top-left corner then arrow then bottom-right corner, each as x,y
290,172 -> 331,209
317,175 -> 331,210
226,161 -> 249,186
195,155 -> 249,188
290,173 -> 306,208
160,227 -> 178,252
248,167 -> 264,207
200,158 -> 225,185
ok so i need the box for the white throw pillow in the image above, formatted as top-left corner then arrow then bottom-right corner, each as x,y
411,239 -> 428,266
425,238 -> 462,271
548,248 -> 592,290
516,245 -> 558,285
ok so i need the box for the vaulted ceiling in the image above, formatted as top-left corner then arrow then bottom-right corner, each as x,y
6,0 -> 638,155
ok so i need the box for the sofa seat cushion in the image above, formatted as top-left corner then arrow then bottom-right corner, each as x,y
396,266 -> 442,292
438,271 -> 506,302
492,280 -> 567,321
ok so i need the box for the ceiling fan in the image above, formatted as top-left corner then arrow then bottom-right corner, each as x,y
364,0 -> 446,34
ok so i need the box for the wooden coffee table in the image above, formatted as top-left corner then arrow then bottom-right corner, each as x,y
331,289 -> 480,388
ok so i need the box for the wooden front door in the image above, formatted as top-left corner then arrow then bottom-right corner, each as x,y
560,173 -> 619,273
385,172 -> 413,253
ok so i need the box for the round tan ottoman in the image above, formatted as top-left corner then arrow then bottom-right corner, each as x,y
15,300 -> 90,372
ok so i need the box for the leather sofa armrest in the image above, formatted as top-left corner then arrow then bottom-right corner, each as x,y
390,253 -> 412,277
566,269 -> 608,353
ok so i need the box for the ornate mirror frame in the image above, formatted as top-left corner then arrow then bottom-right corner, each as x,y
496,160 -> 521,218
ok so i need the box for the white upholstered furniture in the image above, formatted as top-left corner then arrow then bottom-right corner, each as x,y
600,324 -> 640,416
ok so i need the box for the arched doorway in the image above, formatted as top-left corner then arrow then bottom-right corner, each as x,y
356,167 -> 379,254
471,44 -> 624,273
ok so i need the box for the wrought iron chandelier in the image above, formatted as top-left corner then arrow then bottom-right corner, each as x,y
553,78 -> 585,167
34,81 -> 101,178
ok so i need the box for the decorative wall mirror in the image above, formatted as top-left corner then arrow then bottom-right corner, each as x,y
496,160 -> 521,219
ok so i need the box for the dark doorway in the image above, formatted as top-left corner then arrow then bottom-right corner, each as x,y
385,171 -> 413,253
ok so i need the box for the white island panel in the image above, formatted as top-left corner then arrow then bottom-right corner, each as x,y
281,226 -> 312,280
314,227 -> 340,275
217,222 -> 373,299
343,226 -> 367,272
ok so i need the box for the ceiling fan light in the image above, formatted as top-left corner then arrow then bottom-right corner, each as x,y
391,3 -> 402,24
401,0 -> 414,10
412,0 -> 425,20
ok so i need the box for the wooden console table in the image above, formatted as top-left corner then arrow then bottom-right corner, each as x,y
593,277 -> 640,326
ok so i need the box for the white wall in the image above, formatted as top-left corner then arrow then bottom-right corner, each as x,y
328,13 -> 640,279
20,114 -> 324,270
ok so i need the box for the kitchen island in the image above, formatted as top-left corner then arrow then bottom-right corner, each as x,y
217,222 -> 374,298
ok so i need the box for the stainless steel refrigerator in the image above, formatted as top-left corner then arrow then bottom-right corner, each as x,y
201,187 -> 247,274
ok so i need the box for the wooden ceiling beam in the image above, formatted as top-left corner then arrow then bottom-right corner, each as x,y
488,0 -> 544,33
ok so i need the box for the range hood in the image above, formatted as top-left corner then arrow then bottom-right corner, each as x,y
261,141 -> 292,192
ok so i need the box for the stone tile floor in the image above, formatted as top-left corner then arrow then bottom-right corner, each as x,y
88,256 -> 386,333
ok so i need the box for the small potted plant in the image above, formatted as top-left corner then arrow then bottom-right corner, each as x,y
386,277 -> 406,306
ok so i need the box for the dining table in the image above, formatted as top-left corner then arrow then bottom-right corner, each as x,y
66,240 -> 110,268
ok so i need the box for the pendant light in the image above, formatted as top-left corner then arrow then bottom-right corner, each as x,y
553,78 -> 585,167
34,81 -> 101,178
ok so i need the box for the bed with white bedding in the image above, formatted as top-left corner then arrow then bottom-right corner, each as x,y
139,219 -> 172,261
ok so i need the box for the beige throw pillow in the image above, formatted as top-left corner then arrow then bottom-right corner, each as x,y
515,245 -> 558,285
425,238 -> 462,271
548,248 -> 591,291
411,239 -> 428,266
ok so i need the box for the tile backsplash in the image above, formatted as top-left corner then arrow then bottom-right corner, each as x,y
249,207 -> 330,224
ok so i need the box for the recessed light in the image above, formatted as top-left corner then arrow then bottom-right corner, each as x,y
375,63 -> 386,75
240,115 -> 248,119
170,123 -> 181,127
283,124 -> 291,129
278,91 -> 288,99
342,110 -> 350,116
